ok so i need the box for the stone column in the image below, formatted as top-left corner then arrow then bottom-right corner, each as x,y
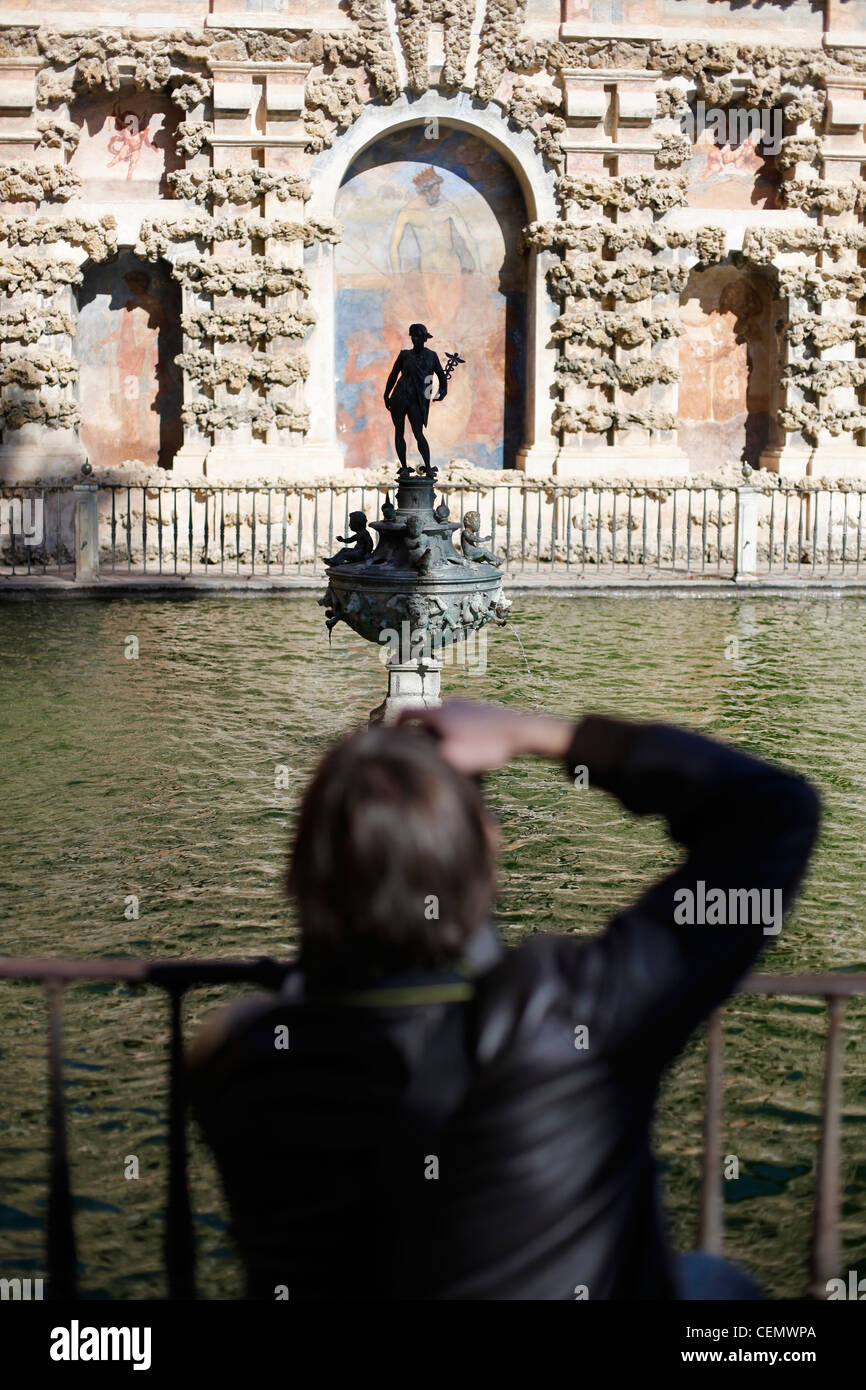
761,262 -> 814,479
0,59 -> 85,482
554,68 -> 613,479
764,85 -> 866,478
734,486 -> 758,581
554,68 -> 688,479
173,97 -> 212,480
610,71 -> 687,477
202,68 -> 260,481
262,64 -> 314,475
73,482 -> 99,582
810,83 -> 866,478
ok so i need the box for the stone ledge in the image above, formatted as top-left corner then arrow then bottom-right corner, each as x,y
3,572 -> 866,600
9,460 -> 866,492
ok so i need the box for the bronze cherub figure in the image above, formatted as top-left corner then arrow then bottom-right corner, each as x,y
326,511 -> 373,566
460,511 -> 503,567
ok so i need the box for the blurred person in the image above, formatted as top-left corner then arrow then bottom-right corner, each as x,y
189,700 -> 819,1300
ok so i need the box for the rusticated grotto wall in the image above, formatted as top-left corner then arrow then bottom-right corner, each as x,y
0,0 -> 865,482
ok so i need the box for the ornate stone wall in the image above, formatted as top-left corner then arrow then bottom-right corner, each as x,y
0,0 -> 864,481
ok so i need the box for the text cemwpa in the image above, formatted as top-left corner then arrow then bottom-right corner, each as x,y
49,1321 -> 152,1371
673,881 -> 782,936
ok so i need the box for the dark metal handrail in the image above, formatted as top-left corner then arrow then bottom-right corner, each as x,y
1,957 -> 864,1299
0,957 -> 293,1299
699,972 -> 866,1300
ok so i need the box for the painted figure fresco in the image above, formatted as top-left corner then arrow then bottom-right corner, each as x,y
106,106 -> 157,180
333,127 -> 527,470
684,105 -> 781,211
69,93 -> 182,201
74,253 -> 183,470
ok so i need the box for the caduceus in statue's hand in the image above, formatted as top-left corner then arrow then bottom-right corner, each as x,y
443,351 -> 466,381
383,323 -> 462,479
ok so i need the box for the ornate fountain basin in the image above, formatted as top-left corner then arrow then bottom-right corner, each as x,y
321,473 -> 509,653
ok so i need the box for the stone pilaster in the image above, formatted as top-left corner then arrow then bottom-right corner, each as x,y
173,97 -> 213,479
554,67 -> 688,478
0,58 -> 85,481
810,81 -> 866,477
610,70 -> 687,477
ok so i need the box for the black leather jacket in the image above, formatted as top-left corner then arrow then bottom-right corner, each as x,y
190,718 -> 820,1300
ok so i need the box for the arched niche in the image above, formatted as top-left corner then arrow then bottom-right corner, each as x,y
73,250 -> 183,470
335,127 -> 527,470
678,265 -> 781,471
305,94 -> 559,475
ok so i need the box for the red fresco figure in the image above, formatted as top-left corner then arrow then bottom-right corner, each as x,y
107,108 -> 154,181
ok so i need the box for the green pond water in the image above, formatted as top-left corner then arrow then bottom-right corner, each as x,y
1,594 -> 865,1299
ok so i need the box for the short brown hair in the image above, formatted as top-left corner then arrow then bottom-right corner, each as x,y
287,725 -> 496,982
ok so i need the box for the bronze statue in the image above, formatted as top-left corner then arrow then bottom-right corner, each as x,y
404,514 -> 432,573
326,511 -> 373,566
323,341 -> 508,678
461,511 -> 503,567
383,323 -> 447,479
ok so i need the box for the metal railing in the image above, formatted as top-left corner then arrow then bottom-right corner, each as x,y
3,482 -> 866,584
0,955 -> 863,1300
698,973 -> 866,1300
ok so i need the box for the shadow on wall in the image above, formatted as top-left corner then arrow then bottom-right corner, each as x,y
73,251 -> 184,471
332,125 -> 528,471
678,265 -> 781,472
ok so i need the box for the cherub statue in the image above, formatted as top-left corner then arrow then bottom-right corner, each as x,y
428,595 -> 458,633
432,496 -> 464,565
326,511 -> 373,566
460,510 -> 502,567
459,591 -> 487,630
404,514 -> 432,573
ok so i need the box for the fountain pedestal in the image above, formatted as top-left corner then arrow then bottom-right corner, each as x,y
320,468 -> 509,721
370,655 -> 442,725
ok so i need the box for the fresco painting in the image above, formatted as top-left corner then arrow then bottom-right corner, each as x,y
660,0 -> 821,26
69,93 -> 183,201
214,0 -> 348,16
571,0 -> 821,24
678,268 -> 775,472
334,128 -> 527,470
684,104 -> 782,211
74,252 -> 183,470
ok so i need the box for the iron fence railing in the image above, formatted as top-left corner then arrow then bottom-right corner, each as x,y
0,956 -> 863,1300
3,482 -> 866,584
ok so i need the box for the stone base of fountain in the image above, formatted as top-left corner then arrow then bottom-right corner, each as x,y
369,655 -> 442,725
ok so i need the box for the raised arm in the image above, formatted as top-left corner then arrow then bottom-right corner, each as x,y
555,714 -> 820,1062
399,700 -> 820,1066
